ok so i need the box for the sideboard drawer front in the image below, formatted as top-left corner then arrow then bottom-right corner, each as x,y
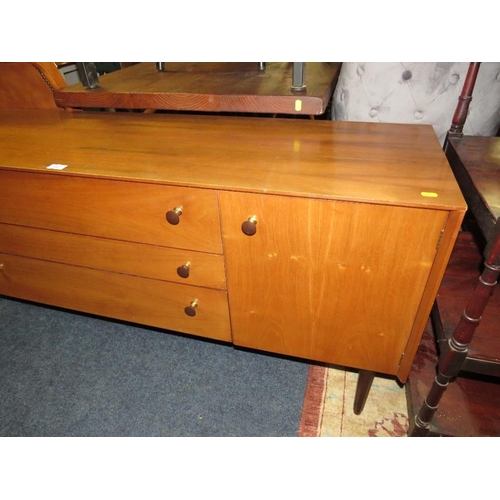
0,253 -> 232,342
0,224 -> 226,290
0,170 -> 222,254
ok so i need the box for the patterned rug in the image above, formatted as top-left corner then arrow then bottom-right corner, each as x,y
298,364 -> 409,437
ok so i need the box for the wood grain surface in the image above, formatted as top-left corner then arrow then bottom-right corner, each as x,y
448,136 -> 500,221
0,62 -> 66,110
0,109 -> 466,211
220,191 -> 448,376
0,109 -> 467,384
54,62 -> 341,115
0,169 -> 222,254
0,223 -> 226,290
0,252 -> 231,342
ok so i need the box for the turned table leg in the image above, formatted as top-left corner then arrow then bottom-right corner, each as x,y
353,370 -> 375,415
410,234 -> 500,436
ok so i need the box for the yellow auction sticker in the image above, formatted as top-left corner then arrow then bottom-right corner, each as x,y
421,192 -> 438,198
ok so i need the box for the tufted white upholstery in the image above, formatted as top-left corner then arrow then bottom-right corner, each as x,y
332,62 -> 500,144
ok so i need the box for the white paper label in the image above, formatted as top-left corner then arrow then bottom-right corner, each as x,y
46,164 -> 68,170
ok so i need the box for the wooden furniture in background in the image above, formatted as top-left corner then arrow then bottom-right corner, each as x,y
407,141 -> 500,436
53,62 -> 341,115
0,110 -> 465,413
0,63 -> 67,109
407,63 -> 500,436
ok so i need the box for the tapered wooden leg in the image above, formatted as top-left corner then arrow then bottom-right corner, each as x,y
353,370 -> 375,415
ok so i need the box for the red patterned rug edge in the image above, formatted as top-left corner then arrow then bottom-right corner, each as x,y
298,365 -> 328,437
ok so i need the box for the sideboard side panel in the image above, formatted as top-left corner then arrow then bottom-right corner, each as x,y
397,209 -> 465,381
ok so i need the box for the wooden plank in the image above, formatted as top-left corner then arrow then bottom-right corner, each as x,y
53,62 -> 341,115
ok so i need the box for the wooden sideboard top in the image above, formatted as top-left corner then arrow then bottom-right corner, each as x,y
0,109 -> 466,211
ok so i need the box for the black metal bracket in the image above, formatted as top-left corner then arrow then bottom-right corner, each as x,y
76,63 -> 100,89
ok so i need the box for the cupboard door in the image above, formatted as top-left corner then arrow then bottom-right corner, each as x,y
219,192 -> 448,375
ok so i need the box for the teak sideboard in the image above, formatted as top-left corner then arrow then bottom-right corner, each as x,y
0,110 -> 466,412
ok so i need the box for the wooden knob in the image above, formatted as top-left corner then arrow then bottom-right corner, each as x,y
177,263 -> 190,279
241,215 -> 257,236
166,206 -> 183,225
184,300 -> 198,317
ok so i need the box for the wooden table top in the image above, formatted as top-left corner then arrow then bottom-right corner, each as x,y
448,135 -> 500,222
53,62 -> 341,115
0,109 -> 465,211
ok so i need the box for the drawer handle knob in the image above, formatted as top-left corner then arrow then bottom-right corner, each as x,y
184,300 -> 198,317
241,215 -> 257,236
166,206 -> 183,225
177,262 -> 190,279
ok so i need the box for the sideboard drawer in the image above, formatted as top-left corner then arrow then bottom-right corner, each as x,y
0,224 -> 226,290
0,252 -> 232,342
0,170 -> 222,254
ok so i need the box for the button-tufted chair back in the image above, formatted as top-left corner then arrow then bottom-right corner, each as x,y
332,62 -> 500,144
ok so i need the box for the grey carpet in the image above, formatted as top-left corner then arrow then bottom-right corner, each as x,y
0,296 -> 309,437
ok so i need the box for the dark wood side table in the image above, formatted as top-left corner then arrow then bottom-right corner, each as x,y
437,137 -> 500,375
53,62 -> 341,115
407,135 -> 500,436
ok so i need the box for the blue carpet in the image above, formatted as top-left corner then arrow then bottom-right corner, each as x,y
0,296 -> 309,436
